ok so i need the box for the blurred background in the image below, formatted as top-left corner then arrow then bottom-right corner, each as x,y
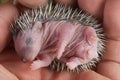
0,0 -> 13,3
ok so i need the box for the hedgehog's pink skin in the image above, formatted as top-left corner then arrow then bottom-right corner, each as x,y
66,27 -> 99,69
30,21 -> 98,70
56,22 -> 78,59
30,54 -> 53,70
14,21 -> 98,70
14,21 -> 42,62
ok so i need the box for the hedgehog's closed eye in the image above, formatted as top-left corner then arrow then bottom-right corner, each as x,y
26,37 -> 33,45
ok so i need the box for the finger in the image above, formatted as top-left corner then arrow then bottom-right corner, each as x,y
104,0 -> 120,40
0,49 -> 110,80
97,0 -> 120,79
78,0 -> 105,19
0,3 -> 18,52
0,64 -> 18,80
54,0 -> 77,7
0,49 -> 43,80
78,71 -> 111,80
16,0 -> 48,8
97,60 -> 120,80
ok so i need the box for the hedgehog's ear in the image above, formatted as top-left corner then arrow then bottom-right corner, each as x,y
32,21 -> 42,31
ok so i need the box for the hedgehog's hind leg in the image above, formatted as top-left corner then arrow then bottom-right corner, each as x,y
66,57 -> 84,70
64,26 -> 99,70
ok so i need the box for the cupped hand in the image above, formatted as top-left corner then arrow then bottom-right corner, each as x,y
0,0 -> 120,80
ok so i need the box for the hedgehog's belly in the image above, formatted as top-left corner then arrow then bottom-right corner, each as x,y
29,21 -> 99,71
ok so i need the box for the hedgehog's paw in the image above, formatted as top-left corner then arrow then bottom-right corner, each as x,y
30,60 -> 42,70
30,59 -> 51,70
66,62 -> 78,70
30,54 -> 52,70
66,57 -> 82,70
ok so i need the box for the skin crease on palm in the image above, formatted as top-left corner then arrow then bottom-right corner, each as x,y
0,0 -> 120,80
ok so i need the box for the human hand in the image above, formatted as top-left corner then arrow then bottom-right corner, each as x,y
0,0 -> 120,80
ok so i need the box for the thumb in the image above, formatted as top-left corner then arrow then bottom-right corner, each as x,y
78,71 -> 111,80
16,0 -> 48,8
0,3 -> 18,52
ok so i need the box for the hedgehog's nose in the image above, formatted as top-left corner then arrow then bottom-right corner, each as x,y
21,58 -> 28,63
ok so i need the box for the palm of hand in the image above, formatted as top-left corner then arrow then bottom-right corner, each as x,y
0,0 -> 120,80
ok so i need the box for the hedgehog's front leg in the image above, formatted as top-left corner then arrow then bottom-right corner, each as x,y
30,53 -> 54,70
56,22 -> 78,59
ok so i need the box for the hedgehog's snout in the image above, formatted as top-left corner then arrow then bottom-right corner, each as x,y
13,22 -> 43,62
15,39 -> 40,62
19,50 -> 37,62
21,57 -> 28,63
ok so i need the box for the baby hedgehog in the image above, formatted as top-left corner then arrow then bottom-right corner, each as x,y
11,3 -> 105,72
